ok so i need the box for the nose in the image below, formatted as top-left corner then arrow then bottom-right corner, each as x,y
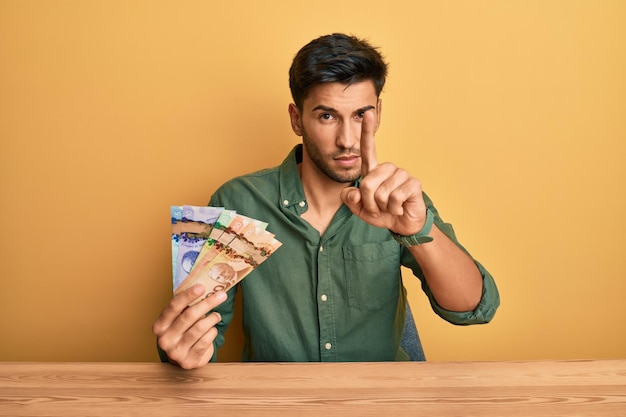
335,120 -> 359,149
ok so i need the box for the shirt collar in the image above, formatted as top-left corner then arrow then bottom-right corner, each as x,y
279,144 -> 308,211
278,144 -> 363,213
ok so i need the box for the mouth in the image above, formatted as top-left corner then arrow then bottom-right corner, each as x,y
333,154 -> 360,167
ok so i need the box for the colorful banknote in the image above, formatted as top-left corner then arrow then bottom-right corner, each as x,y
171,205 -> 281,303
171,206 -> 223,290
170,206 -> 183,280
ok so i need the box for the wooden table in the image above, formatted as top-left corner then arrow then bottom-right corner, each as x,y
1,360 -> 625,416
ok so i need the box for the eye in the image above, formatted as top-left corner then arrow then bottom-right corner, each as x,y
319,113 -> 335,121
356,111 -> 366,119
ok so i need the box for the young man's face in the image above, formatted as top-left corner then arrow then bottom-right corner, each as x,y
289,80 -> 381,184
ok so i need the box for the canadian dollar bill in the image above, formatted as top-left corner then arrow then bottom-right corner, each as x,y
171,205 -> 223,291
173,208 -> 281,304
170,206 -> 183,281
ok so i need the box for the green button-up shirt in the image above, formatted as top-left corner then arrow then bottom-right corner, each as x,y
209,145 -> 499,362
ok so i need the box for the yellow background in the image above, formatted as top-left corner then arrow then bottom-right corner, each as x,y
1,0 -> 624,362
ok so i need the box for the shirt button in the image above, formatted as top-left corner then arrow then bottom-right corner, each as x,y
319,246 -> 323,252
321,294 -> 328,302
283,200 -> 289,206
325,343 -> 332,350
298,201 -> 306,207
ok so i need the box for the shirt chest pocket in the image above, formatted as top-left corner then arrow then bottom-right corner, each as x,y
343,240 -> 401,310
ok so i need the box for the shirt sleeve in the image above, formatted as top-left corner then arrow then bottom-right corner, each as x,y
421,260 -> 500,325
401,193 -> 501,325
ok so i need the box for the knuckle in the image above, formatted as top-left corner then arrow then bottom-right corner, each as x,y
189,340 -> 210,357
388,192 -> 403,207
157,335 -> 175,353
151,320 -> 164,337
191,330 -> 217,356
176,306 -> 202,328
188,314 -> 219,341
359,180 -> 375,194
182,324 -> 204,344
178,315 -> 217,349
374,184 -> 390,200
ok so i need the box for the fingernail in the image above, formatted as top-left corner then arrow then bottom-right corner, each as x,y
215,291 -> 227,301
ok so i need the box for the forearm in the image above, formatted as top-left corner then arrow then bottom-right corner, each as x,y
407,225 -> 483,312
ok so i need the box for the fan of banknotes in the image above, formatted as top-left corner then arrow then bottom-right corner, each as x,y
171,205 -> 282,304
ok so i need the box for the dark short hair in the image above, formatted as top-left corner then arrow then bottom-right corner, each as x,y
288,33 -> 388,109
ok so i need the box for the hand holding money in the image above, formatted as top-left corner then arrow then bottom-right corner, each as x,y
154,205 -> 282,368
152,284 -> 227,369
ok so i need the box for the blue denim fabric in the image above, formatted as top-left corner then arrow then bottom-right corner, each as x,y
401,303 -> 426,361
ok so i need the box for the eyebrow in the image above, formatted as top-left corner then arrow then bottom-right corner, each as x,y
311,104 -> 376,114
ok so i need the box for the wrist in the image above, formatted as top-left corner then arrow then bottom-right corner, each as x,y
390,208 -> 434,247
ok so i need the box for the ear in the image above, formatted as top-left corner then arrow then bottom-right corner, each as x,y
288,103 -> 303,136
374,99 -> 383,133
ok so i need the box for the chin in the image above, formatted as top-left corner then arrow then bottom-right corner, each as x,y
327,170 -> 360,184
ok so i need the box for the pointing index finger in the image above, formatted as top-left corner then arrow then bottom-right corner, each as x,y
360,109 -> 378,176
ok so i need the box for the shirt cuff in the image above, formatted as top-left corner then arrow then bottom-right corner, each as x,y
428,261 -> 500,325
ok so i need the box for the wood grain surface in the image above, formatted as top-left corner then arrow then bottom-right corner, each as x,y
1,360 -> 625,416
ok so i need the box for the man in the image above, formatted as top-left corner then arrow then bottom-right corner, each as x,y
153,33 -> 499,369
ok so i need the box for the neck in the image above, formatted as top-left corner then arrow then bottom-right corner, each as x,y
298,161 -> 350,235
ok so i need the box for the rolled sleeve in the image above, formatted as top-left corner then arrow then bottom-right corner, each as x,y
425,260 -> 500,325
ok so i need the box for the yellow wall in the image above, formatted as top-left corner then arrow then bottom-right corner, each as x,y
1,0 -> 625,362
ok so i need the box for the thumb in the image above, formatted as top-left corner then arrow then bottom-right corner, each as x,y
340,187 -> 362,212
